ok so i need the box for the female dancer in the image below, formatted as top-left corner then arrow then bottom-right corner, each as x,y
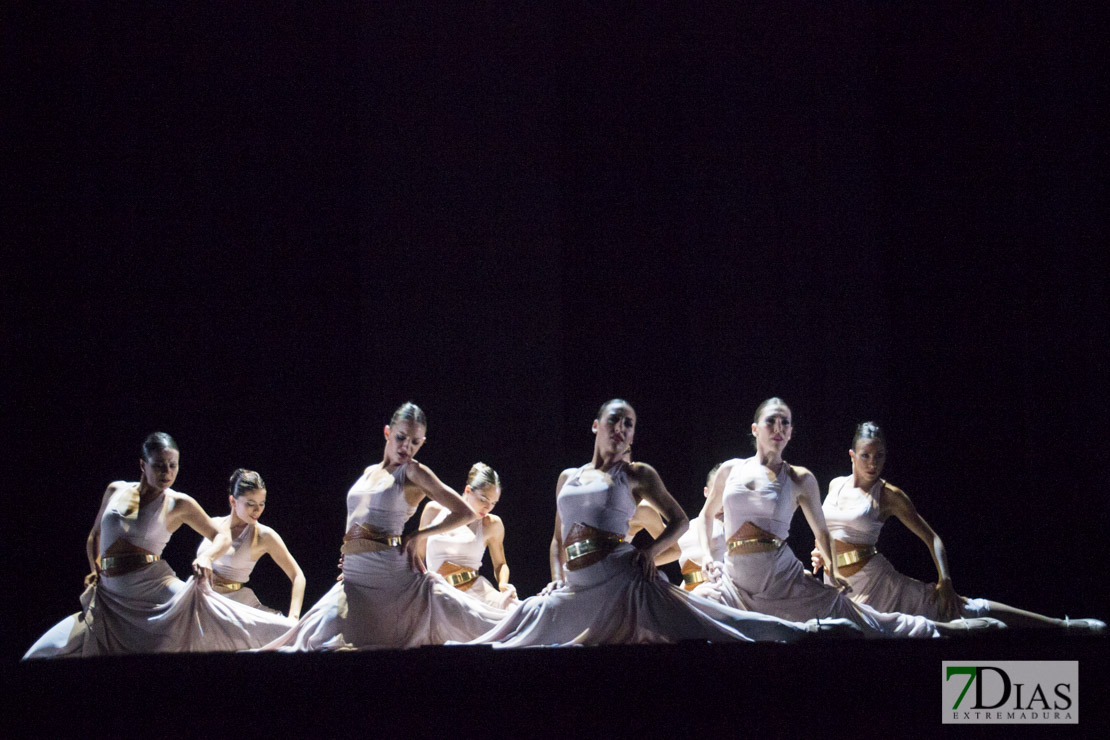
676,464 -> 725,592
261,403 -> 507,651
811,422 -> 1104,630
24,433 -> 295,658
197,469 -> 306,618
419,462 -> 519,611
468,399 -> 826,647
700,398 -> 993,637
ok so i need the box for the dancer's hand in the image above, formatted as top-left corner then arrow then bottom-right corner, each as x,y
930,579 -> 959,621
191,556 -> 213,584
336,554 -> 345,581
810,547 -> 826,575
539,579 -> 564,596
83,571 -> 99,588
402,532 -> 426,573
631,547 -> 657,580
830,574 -> 852,593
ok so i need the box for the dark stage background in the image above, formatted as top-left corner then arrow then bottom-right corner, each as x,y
5,4 -> 1107,728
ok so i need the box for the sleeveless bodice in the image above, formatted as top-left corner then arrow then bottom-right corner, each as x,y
425,511 -> 486,572
199,516 -> 259,583
822,476 -> 884,546
678,513 -> 726,565
99,485 -> 173,555
346,463 -> 417,534
721,458 -> 795,541
557,462 -> 637,540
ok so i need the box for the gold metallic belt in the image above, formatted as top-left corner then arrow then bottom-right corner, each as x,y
100,553 -> 160,575
682,570 -> 708,586
727,537 -> 784,552
835,546 -> 877,567
445,569 -> 478,588
214,580 -> 244,592
565,537 -> 624,562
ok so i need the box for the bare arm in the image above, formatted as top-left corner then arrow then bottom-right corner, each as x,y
85,483 -> 121,584
548,469 -> 573,582
171,494 -> 230,581
259,526 -> 306,620
403,462 -> 477,566
629,502 -> 681,565
697,461 -> 733,566
417,500 -> 445,563
884,484 -> 959,619
485,515 -> 513,591
794,468 -> 847,589
628,462 -> 688,577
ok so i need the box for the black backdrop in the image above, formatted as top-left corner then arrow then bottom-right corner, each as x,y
7,4 -> 1107,661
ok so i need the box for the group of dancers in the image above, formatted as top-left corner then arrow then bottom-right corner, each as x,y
23,397 -> 1104,658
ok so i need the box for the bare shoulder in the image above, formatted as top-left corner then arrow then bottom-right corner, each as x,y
103,480 -> 130,500
165,490 -> 197,506
786,464 -> 816,485
485,513 -> 505,534
256,522 -> 279,541
626,461 -> 660,481
881,481 -> 912,510
401,460 -> 436,491
717,458 -> 741,475
406,459 -> 436,481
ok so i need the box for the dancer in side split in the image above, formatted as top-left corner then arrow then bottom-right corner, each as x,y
261,402 -> 506,651
811,421 -> 1104,632
701,398 -> 1004,637
467,399 -> 845,647
24,433 -> 295,658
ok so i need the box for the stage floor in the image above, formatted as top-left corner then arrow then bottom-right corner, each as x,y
9,630 -> 1106,737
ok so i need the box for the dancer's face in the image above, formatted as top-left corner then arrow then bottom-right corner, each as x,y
230,488 -> 267,524
383,420 -> 426,465
140,448 -> 180,491
465,484 -> 501,517
849,439 -> 886,487
592,402 -> 636,456
752,405 -> 792,454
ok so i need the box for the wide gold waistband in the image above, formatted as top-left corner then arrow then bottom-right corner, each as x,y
682,570 -> 708,586
565,536 -> 624,562
100,553 -> 160,575
213,579 -> 244,592
727,536 -> 783,552
445,569 -> 479,587
835,546 -> 877,567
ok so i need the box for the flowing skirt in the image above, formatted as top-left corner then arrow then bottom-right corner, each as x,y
220,586 -> 285,615
467,543 -> 813,647
23,560 -> 296,658
827,553 -> 989,620
260,549 -> 507,651
723,546 -> 939,638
